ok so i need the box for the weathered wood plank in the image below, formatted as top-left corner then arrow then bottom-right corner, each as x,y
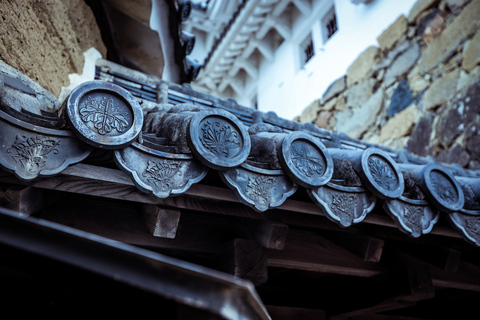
0,164 -> 462,238
330,253 -> 434,319
430,259 -> 480,291
217,239 -> 268,286
141,204 -> 181,239
267,229 -> 384,277
0,185 -> 45,216
234,220 -> 289,250
40,196 -> 223,255
326,233 -> 385,262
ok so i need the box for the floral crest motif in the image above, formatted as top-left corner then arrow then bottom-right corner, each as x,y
331,193 -> 357,226
200,121 -> 240,157
8,135 -> 60,173
403,206 -> 424,237
368,157 -> 397,191
143,159 -> 182,192
79,95 -> 129,135
291,143 -> 324,177
245,175 -> 277,206
431,171 -> 457,204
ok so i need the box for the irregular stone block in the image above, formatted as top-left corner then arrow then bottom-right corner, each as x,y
335,88 -> 384,139
300,99 -> 321,123
346,46 -> 382,87
387,79 -> 415,117
462,29 -> 480,72
384,42 -> 421,87
322,76 -> 346,102
406,113 -> 435,156
417,9 -> 448,43
373,40 -> 412,74
315,110 -> 335,129
436,144 -> 471,167
377,15 -> 408,51
323,96 -> 338,111
408,65 -> 429,94
346,78 -> 376,109
466,134 -> 480,160
380,104 -> 420,143
408,0 -> 440,23
418,0 -> 480,74
424,69 -> 460,110
436,82 -> 480,147
0,0 -> 106,96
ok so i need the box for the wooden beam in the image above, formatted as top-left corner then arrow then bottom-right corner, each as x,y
401,245 -> 461,273
217,239 -> 268,286
430,259 -> 480,292
329,253 -> 434,319
267,229 -> 384,277
39,195 -> 223,255
0,164 -> 463,238
234,220 -> 289,250
0,185 -> 45,216
141,204 -> 181,239
326,232 -> 385,263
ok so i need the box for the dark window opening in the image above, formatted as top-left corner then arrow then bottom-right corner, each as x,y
322,6 -> 338,43
304,39 -> 314,63
326,13 -> 338,39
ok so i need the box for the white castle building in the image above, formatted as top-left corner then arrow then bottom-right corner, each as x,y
183,0 -> 418,120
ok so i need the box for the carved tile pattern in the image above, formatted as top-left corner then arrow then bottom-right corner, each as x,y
368,157 -> 397,190
200,120 -> 240,157
291,143 -> 324,177
331,193 -> 357,226
79,95 -> 129,135
143,159 -> 182,192
8,134 -> 60,173
245,175 -> 277,207
403,205 -> 424,237
465,216 -> 480,243
430,171 -> 457,204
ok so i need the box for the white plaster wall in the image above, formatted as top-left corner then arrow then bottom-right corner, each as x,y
257,0 -> 418,121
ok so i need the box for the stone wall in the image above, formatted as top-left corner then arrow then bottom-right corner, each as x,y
0,0 -> 106,97
298,0 -> 480,170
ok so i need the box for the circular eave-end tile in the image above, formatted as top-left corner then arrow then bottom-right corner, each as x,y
187,110 -> 251,170
422,163 -> 464,213
360,148 -> 404,199
66,80 -> 143,149
279,131 -> 333,188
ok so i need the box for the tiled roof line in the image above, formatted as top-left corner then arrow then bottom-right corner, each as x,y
1,58 -> 480,246
95,58 -> 480,180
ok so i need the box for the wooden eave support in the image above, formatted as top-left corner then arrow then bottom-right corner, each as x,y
329,253 -> 435,319
324,232 -> 385,263
0,163 -> 462,238
217,238 -> 268,286
267,229 -> 384,277
141,204 -> 181,239
0,185 -> 45,217
233,219 -> 289,250
3,163 -> 480,285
